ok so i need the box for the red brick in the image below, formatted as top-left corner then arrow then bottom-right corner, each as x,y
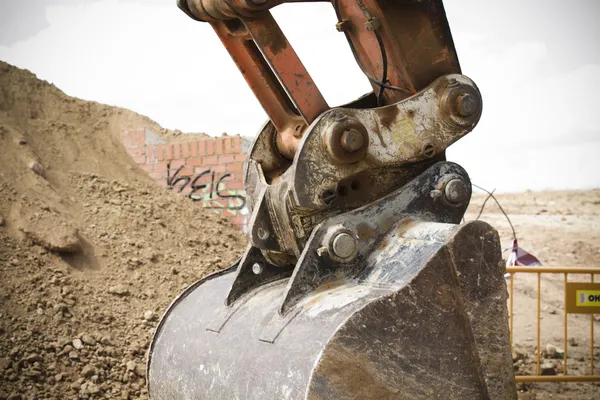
194,167 -> 212,176
146,145 -> 156,162
232,172 -> 245,181
223,137 -> 232,154
165,144 -> 174,160
232,136 -> 241,154
126,146 -> 144,157
181,142 -> 190,158
215,137 -> 224,155
202,155 -> 219,165
226,162 -> 243,173
234,154 -> 246,162
139,164 -> 154,172
209,198 -> 228,208
226,181 -> 244,190
232,216 -> 246,225
126,129 -> 145,146
155,162 -> 169,171
170,159 -> 186,169
154,179 -> 168,187
212,164 -> 226,173
178,168 -> 194,176
189,141 -> 198,158
205,139 -> 215,156
187,158 -> 203,166
222,209 -> 236,217
179,185 -> 192,196
156,144 -> 165,161
173,143 -> 181,159
149,171 -> 166,179
132,155 -> 146,164
218,154 -> 235,164
198,140 -> 206,156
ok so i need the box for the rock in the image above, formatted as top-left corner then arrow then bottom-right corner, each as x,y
68,350 -> 79,360
17,137 -> 26,145
23,353 -> 41,363
22,226 -> 81,253
143,311 -> 156,321
85,383 -> 100,394
72,338 -> 83,350
28,160 -> 46,178
7,394 -> 21,400
126,360 -> 137,373
569,337 -> 579,347
81,364 -> 96,378
540,362 -> 557,375
108,285 -> 130,296
511,347 -> 528,362
0,216 -> 5,227
55,373 -> 64,382
543,344 -> 557,359
81,334 -> 96,346
0,357 -> 10,370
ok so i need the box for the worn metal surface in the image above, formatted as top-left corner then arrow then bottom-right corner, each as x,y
148,218 -> 516,399
241,74 -> 481,265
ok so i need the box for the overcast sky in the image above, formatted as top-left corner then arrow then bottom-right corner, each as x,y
1,0 -> 599,192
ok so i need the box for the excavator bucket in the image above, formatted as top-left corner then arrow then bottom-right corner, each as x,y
147,164 -> 516,399
147,1 -> 517,398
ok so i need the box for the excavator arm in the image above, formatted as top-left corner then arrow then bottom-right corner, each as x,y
147,1 -> 517,399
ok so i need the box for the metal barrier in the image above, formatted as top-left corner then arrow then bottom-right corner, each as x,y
507,266 -> 600,382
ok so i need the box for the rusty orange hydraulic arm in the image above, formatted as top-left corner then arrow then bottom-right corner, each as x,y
178,0 -> 461,159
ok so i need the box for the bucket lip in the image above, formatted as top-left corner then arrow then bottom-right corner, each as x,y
145,259 -> 240,394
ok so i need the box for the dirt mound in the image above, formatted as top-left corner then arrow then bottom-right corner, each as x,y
0,61 -> 246,399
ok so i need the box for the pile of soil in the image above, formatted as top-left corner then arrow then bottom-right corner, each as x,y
0,61 -> 246,399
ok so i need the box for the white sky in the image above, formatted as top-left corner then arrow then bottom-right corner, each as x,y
1,0 -> 599,192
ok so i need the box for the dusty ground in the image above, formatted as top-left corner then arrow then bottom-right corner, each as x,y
467,190 -> 600,399
1,60 -> 599,399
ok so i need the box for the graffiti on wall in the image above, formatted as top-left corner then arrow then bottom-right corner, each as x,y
167,163 -> 246,211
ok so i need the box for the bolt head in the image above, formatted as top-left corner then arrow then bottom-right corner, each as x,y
340,129 -> 364,153
331,232 -> 357,259
444,179 -> 469,205
454,93 -> 478,117
252,263 -> 263,275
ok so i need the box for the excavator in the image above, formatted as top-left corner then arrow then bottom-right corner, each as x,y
148,1 -> 517,398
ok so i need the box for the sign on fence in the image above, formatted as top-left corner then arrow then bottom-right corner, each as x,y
565,283 -> 600,313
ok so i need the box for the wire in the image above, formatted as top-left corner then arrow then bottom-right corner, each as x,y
475,187 -> 496,220
374,29 -> 388,106
472,183 -> 517,240
332,0 -> 413,98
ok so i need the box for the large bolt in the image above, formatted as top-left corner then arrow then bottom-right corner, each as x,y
340,129 -> 364,153
444,179 -> 469,205
454,93 -> 479,117
331,232 -> 357,259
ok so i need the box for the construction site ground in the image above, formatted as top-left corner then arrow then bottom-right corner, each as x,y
1,61 -> 599,399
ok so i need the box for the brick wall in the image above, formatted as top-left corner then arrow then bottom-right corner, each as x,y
121,129 -> 249,231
